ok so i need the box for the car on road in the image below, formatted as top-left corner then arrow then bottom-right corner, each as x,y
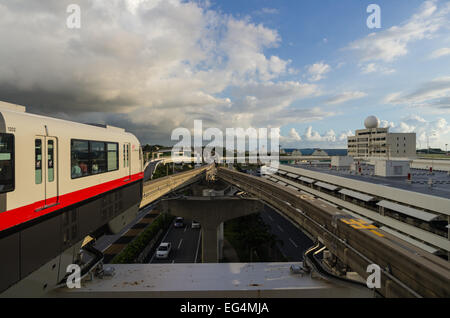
156,242 -> 171,259
174,217 -> 185,228
191,220 -> 200,229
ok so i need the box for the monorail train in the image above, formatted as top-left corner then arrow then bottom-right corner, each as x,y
0,101 -> 144,294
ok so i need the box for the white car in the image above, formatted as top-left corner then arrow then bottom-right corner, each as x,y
191,220 -> 200,229
156,242 -> 171,259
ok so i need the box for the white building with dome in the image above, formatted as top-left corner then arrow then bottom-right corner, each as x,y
347,116 -> 416,159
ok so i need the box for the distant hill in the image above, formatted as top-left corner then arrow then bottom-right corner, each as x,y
283,148 -> 348,156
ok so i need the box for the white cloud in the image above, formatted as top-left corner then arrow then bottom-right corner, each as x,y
325,91 -> 367,105
347,0 -> 450,63
385,76 -> 450,110
429,47 -> 450,59
306,62 -> 331,82
287,128 -> 302,141
255,8 -> 279,15
360,63 -> 395,75
0,0 -> 318,144
280,126 -> 353,148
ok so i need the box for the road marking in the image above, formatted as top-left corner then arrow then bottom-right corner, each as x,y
184,226 -> 187,233
289,238 -> 298,248
267,214 -> 273,221
194,232 -> 202,263
178,239 -> 183,250
277,225 -> 284,232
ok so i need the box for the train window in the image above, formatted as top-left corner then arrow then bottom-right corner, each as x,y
48,140 -> 54,182
0,133 -> 14,193
71,140 -> 89,178
123,144 -> 126,168
107,143 -> 118,171
71,139 -> 119,179
126,144 -> 130,167
91,141 -> 107,174
35,139 -> 42,184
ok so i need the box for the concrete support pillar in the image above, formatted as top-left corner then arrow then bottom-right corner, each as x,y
158,197 -> 263,263
218,222 -> 224,261
202,226 -> 219,263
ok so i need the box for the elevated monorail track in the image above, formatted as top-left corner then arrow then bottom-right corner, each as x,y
140,165 -> 213,208
217,167 -> 450,298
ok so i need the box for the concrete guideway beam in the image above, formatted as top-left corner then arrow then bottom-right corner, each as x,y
158,197 -> 264,263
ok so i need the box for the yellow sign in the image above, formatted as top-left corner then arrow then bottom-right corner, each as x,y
340,218 -> 384,237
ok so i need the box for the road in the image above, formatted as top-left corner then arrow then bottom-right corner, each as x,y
260,205 -> 313,261
149,218 -> 202,264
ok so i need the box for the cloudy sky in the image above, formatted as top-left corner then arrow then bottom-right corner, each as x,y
0,0 -> 449,149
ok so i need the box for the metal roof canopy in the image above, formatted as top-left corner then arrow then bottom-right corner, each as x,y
299,176 -> 315,184
277,181 -> 287,186
380,226 -> 438,254
376,200 -> 438,222
286,173 -> 299,179
315,181 -> 339,191
339,188 -> 374,202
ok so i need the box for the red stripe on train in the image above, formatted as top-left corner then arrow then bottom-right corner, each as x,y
0,172 -> 144,232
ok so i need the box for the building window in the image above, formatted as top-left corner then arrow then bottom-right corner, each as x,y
0,133 -> 14,193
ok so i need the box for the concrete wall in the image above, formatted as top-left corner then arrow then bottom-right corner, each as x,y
374,160 -> 410,177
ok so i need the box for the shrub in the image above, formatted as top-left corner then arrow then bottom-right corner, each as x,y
111,213 -> 175,264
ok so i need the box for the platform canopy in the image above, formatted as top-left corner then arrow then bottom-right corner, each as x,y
376,200 -> 438,222
380,226 -> 438,254
299,176 -> 315,184
315,181 -> 339,191
339,189 -> 374,202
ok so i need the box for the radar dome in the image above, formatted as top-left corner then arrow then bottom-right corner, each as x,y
364,116 -> 380,129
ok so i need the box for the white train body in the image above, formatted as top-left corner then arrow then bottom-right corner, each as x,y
0,101 -> 144,293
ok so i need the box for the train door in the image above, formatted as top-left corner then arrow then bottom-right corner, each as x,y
35,136 -> 58,210
45,137 -> 58,207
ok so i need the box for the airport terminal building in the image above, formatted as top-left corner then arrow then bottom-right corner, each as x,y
348,116 -> 416,159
